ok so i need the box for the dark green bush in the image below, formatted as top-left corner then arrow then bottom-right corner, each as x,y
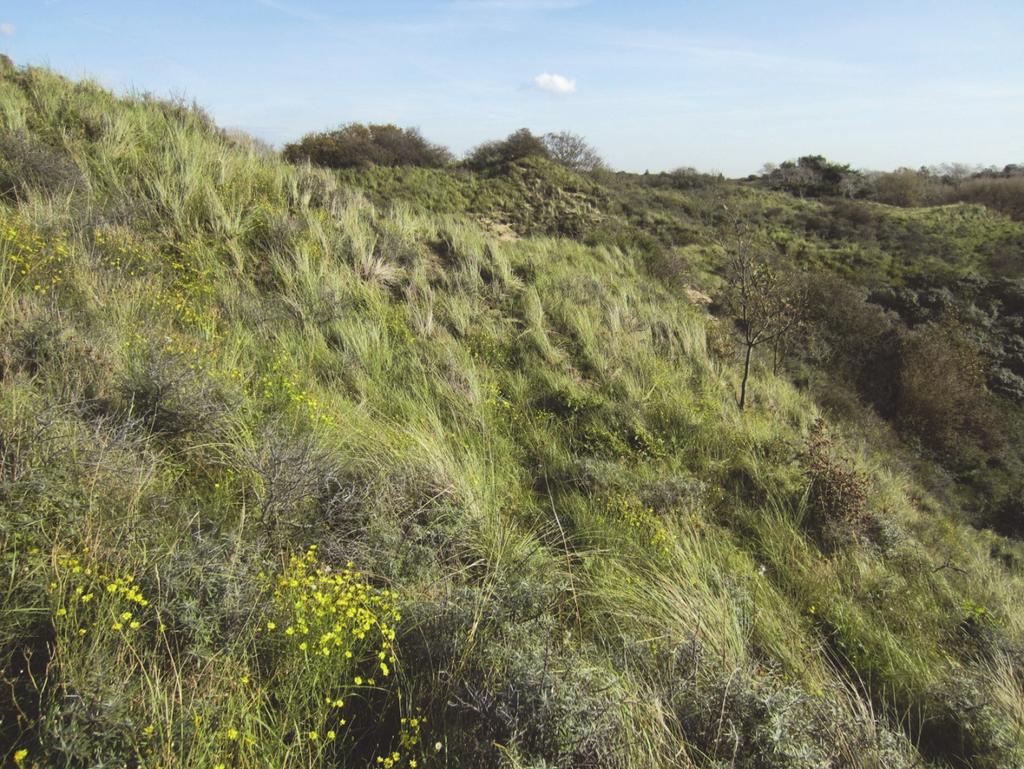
463,128 -> 550,173
760,155 -> 863,199
896,318 -> 999,453
283,123 -> 452,169
623,639 -> 915,769
401,593 -> 627,769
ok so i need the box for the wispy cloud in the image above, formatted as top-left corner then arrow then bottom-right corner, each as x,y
533,72 -> 576,94
450,1 -> 587,10
614,33 -> 866,78
0,22 -> 15,36
254,0 -> 327,23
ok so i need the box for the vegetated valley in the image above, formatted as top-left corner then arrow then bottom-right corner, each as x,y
2,60 -> 1024,769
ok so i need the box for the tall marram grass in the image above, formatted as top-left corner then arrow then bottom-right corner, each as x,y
1,63 -> 1024,769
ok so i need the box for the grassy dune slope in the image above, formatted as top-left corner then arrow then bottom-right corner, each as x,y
2,65 -> 1023,769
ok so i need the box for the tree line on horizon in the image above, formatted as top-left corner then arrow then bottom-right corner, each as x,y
281,122 -> 1024,220
282,124 -> 606,174
755,154 -> 1024,217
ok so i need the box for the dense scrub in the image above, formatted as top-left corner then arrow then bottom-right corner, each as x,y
2,65 -> 1024,769
284,123 -> 453,170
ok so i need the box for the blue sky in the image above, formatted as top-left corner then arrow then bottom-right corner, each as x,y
2,1 -> 1022,175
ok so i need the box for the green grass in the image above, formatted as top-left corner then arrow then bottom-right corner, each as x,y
1,64 -> 1024,769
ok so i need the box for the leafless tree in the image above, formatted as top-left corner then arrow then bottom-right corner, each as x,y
541,131 -> 605,173
721,232 -> 805,410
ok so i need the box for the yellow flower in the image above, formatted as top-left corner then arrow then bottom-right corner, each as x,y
308,731 -> 318,741
14,748 -> 28,764
266,621 -> 276,631
353,676 -> 363,685
226,728 -> 239,740
435,741 -> 443,752
327,730 -> 337,741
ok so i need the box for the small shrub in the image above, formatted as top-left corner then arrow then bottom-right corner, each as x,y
117,345 -> 231,440
645,247 -> 693,290
641,474 -> 707,513
402,595 -> 628,769
799,272 -> 901,405
0,131 -> 83,201
240,422 -> 339,536
896,317 -> 1000,453
628,640 -> 916,769
803,420 -> 870,546
989,366 -> 1024,403
990,487 -> 1024,538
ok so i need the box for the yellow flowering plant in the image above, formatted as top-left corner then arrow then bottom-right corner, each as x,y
259,546 -> 431,766
1,214 -> 70,296
50,553 -> 154,642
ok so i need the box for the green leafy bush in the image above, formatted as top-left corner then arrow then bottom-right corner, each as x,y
896,317 -> 999,452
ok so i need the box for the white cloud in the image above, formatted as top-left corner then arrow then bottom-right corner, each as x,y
0,22 -> 15,36
533,72 -> 576,94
